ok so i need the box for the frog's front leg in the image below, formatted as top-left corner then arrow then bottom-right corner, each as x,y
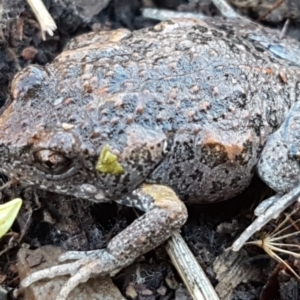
233,101 -> 300,251
21,184 -> 188,300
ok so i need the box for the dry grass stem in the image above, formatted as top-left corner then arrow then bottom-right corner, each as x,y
27,0 -> 57,40
245,209 -> 300,280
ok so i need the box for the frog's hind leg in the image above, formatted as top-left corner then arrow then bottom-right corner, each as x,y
233,101 -> 300,251
21,184 -> 188,300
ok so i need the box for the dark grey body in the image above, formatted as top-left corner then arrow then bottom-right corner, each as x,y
0,18 -> 300,203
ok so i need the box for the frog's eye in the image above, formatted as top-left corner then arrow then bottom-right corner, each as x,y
33,150 -> 73,174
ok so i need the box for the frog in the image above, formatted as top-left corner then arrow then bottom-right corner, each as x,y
1,17 -> 300,299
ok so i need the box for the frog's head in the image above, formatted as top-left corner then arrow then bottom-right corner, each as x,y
0,66 -> 168,201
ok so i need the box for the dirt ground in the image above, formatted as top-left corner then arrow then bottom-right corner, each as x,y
1,0 -> 300,299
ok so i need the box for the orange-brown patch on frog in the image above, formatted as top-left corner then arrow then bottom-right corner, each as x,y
240,65 -> 275,77
264,67 -> 274,75
94,86 -> 109,95
202,136 -> 244,162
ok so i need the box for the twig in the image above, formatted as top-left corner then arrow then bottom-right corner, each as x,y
244,209 -> 300,281
257,0 -> 285,22
143,2 -> 242,22
0,179 -> 12,191
26,0 -> 57,40
142,8 -> 206,21
280,18 -> 290,39
210,0 -> 242,18
166,231 -> 220,300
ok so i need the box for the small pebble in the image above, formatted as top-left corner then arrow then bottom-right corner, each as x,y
141,288 -> 153,296
125,283 -> 138,299
21,46 -> 38,60
157,285 -> 167,296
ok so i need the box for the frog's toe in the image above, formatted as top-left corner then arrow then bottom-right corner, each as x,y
21,260 -> 87,288
254,194 -> 281,216
58,249 -> 106,261
53,258 -> 120,300
232,185 -> 300,251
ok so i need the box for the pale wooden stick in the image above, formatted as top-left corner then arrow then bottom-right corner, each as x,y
210,0 -> 242,18
142,8 -> 206,21
27,0 -> 57,40
166,231 -> 220,300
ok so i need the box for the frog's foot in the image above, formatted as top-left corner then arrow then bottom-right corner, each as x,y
21,184 -> 188,300
232,185 -> 300,251
21,250 -> 121,300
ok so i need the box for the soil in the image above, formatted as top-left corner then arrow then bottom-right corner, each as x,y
1,1 -> 300,299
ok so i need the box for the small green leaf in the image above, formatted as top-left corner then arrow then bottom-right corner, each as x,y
0,198 -> 22,238
95,145 -> 124,175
